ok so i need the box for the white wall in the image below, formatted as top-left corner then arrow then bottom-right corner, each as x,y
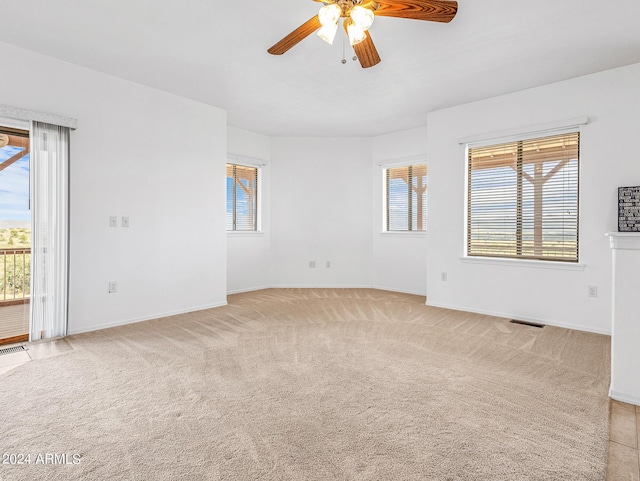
270,137 -> 373,287
227,129 -> 430,296
426,62 -> 640,334
372,127 -> 428,295
0,42 -> 228,334
227,127 -> 271,293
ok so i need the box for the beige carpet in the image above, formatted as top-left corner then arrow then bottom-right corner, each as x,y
0,289 -> 610,480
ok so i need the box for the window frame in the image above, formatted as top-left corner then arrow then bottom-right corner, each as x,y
382,162 -> 428,233
226,162 -> 261,233
465,129 -> 580,263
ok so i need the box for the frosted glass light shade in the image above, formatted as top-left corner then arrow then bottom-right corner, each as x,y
347,22 -> 366,46
350,6 -> 374,30
318,4 -> 341,26
317,22 -> 339,44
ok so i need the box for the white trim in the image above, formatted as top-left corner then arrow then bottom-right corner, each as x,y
460,256 -> 586,271
425,300 -> 611,335
372,286 -> 426,296
229,284 -> 426,297
227,153 -> 268,167
606,232 -> 640,250
67,301 -> 228,335
0,104 -> 78,130
379,231 -> 426,238
609,388 -> 640,407
377,154 -> 426,168
227,231 -> 265,237
458,117 -> 589,146
253,284 -> 427,297
269,284 -> 374,289
227,285 -> 272,295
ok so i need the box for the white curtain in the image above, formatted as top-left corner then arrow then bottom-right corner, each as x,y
29,121 -> 69,341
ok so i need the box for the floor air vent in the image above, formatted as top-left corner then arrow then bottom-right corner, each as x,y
0,345 -> 28,356
510,319 -> 545,328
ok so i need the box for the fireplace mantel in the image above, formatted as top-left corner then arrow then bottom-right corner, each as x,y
606,232 -> 640,405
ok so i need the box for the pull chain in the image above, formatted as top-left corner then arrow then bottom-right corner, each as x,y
341,32 -> 347,64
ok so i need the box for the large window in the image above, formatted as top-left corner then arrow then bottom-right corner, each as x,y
385,164 -> 427,231
467,131 -> 579,262
226,163 -> 258,231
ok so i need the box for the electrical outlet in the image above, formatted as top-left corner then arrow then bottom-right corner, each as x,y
109,216 -> 117,228
441,272 -> 448,281
588,285 -> 598,298
309,261 -> 316,268
121,216 -> 129,227
108,281 -> 118,293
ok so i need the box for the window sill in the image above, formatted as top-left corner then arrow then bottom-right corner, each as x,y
460,256 -> 585,271
379,231 -> 427,238
227,231 -> 265,237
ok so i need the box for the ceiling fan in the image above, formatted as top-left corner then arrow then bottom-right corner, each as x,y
267,0 -> 458,68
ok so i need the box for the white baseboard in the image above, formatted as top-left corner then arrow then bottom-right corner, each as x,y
372,286 -> 426,297
68,301 -> 228,335
425,301 -> 611,336
230,284 -> 425,296
227,285 -> 272,295
609,388 -> 640,407
267,283 -> 374,290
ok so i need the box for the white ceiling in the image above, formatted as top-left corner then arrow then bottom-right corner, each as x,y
1,0 -> 640,137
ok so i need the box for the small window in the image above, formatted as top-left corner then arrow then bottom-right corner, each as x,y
467,131 -> 579,262
385,164 -> 427,231
226,163 -> 258,231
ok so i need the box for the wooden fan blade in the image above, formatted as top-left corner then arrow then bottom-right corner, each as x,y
343,19 -> 381,68
268,16 -> 322,55
354,32 -> 381,68
375,0 -> 458,23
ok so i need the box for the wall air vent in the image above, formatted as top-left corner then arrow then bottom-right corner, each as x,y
0,345 -> 28,356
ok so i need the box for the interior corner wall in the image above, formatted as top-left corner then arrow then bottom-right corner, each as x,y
0,42 -> 228,334
227,127 -> 271,293
372,127 -> 429,295
425,62 -> 640,334
270,137 -> 373,288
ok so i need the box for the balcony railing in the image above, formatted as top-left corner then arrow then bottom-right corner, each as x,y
0,248 -> 31,305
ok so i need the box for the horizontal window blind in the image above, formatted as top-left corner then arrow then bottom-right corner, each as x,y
226,163 -> 258,231
467,132 -> 579,261
386,164 -> 427,231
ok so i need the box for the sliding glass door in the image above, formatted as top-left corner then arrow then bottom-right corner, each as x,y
0,126 -> 31,344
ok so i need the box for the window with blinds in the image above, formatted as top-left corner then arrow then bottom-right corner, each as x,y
385,164 -> 427,231
226,163 -> 258,231
467,131 -> 580,261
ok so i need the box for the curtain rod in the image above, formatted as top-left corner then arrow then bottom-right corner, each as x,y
458,117 -> 589,146
227,153 -> 268,166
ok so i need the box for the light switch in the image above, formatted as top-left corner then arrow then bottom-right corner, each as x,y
122,216 -> 129,227
109,216 -> 117,227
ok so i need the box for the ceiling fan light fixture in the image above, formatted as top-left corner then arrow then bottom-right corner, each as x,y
317,22 -> 339,45
350,5 -> 375,30
268,0 -> 458,68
